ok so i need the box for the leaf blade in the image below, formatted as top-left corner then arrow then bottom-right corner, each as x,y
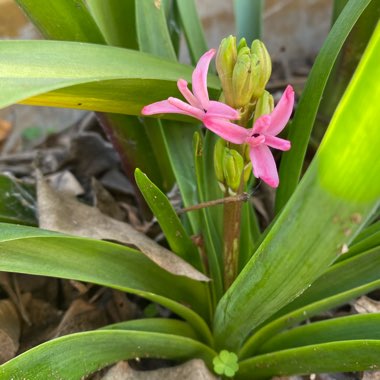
0,330 -> 216,379
276,0 -> 372,211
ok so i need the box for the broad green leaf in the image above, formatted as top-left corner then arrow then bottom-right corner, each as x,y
0,330 -> 216,379
194,132 -> 224,302
239,280 -> 380,358
176,0 -> 208,63
86,0 -> 138,49
0,223 -> 213,342
341,232 -> 380,260
273,246 -> 380,318
238,340 -> 380,380
135,168 -> 203,270
101,318 -> 199,340
161,121 -> 202,234
18,0 -> 173,191
233,0 -> 263,44
0,175 -> 36,226
0,40 -> 219,116
16,0 -> 106,43
352,219 -> 380,245
276,0 -> 372,211
134,0 -> 193,191
259,313 -> 380,354
135,0 -> 176,60
311,0 -> 380,147
214,21 -> 380,351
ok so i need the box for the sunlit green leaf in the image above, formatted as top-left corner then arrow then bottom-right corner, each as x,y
0,40 -> 219,116
276,0 -> 372,211
214,20 -> 380,351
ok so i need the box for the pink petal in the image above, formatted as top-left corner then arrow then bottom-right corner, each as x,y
168,97 -> 204,119
203,117 -> 249,144
207,101 -> 240,120
192,49 -> 216,110
267,85 -> 295,136
246,135 -> 265,147
249,144 -> 279,188
177,79 -> 202,109
264,135 -> 291,151
142,99 -> 202,119
252,115 -> 271,134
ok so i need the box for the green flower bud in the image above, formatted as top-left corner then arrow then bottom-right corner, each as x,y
223,148 -> 244,194
237,37 -> 248,52
232,51 -> 254,108
254,90 -> 274,121
244,162 -> 252,183
250,39 -> 272,99
214,138 -> 227,184
216,36 -> 237,107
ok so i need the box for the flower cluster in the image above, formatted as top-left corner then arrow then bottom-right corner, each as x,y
142,49 -> 294,188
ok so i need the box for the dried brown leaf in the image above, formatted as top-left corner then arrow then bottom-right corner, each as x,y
353,296 -> 380,314
101,359 -> 217,380
52,299 -> 106,338
0,299 -> 20,363
37,175 -> 209,282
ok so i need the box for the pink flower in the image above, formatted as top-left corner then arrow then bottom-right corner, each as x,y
141,48 -> 294,189
141,49 -> 240,134
204,86 -> 294,188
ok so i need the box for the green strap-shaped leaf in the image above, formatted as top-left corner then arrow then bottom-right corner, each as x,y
239,280 -> 380,358
310,0 -> 380,148
0,175 -> 36,226
273,246 -> 380,318
135,0 -> 177,60
238,340 -> 380,379
214,21 -> 380,351
0,223 -> 213,342
135,168 -> 203,270
86,0 -> 138,49
341,232 -> 380,260
16,0 -> 106,43
0,330 -> 216,379
176,0 -> 208,63
259,313 -> 380,354
276,0 -> 372,211
194,132 -> 224,303
233,0 -> 263,44
101,318 -> 199,340
0,40 -> 219,115
352,220 -> 380,245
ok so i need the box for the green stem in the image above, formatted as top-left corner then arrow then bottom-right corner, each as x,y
223,179 -> 244,290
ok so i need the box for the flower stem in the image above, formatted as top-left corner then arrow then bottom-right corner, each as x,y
223,171 -> 245,290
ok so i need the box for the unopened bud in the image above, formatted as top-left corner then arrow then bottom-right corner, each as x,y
232,47 -> 256,108
237,37 -> 247,52
243,162 -> 252,183
214,139 -> 227,184
254,90 -> 274,121
216,36 -> 237,107
223,149 -> 244,194
250,40 -> 272,99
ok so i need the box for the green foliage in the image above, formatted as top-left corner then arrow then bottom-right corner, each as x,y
0,1 -> 379,378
